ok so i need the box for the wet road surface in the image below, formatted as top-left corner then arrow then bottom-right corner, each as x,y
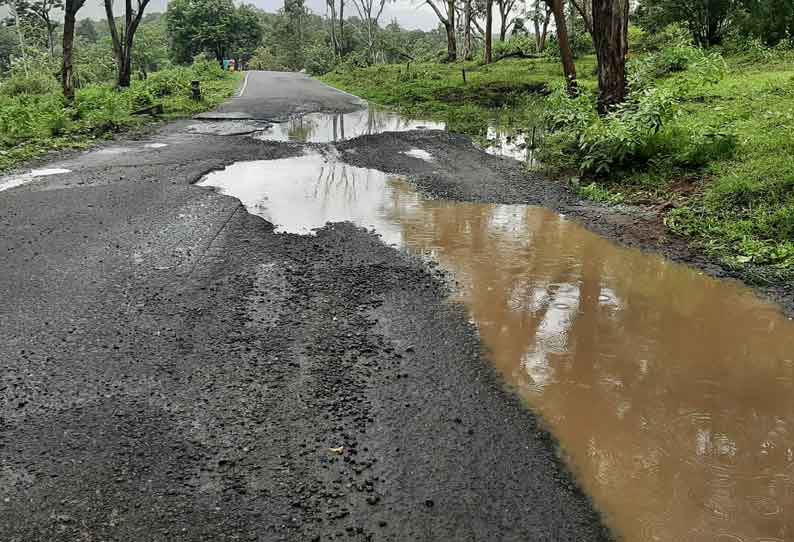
200,153 -> 794,542
0,72 -> 610,541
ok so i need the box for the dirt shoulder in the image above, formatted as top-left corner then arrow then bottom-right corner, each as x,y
337,129 -> 794,317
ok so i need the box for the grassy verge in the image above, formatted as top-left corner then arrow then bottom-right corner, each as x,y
0,62 -> 242,173
322,52 -> 794,282
322,57 -> 598,135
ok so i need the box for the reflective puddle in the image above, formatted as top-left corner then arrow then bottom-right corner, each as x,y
253,108 -> 445,143
199,155 -> 794,542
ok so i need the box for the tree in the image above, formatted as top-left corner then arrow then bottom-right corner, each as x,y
635,0 -> 737,46
104,0 -> 153,87
570,0 -> 592,34
131,17 -> 170,77
461,0 -> 473,58
425,0 -> 457,61
592,0 -> 629,111
272,0 -> 308,69
350,0 -> 388,63
0,0 -> 29,73
76,18 -> 98,42
62,0 -> 86,100
495,0 -> 518,41
544,0 -> 576,94
16,0 -> 62,56
0,23 -> 20,72
530,0 -> 551,52
484,0 -> 492,62
735,0 -> 794,45
166,0 -> 262,63
229,4 -> 264,63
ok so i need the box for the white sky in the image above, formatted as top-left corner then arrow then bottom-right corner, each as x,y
82,0 -> 446,31
2,0 -> 517,35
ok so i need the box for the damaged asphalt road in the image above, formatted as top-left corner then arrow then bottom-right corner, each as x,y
0,71 -> 612,541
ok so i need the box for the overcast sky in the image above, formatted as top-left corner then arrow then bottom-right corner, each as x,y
68,0 -> 446,31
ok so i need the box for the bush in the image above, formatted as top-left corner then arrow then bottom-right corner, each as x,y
248,47 -> 286,71
542,59 -> 735,176
494,35 -> 537,60
191,53 -> 225,80
305,43 -> 337,76
628,45 -> 725,92
0,71 -> 59,97
630,23 -> 691,53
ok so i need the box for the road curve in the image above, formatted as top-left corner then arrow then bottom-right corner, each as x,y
0,72 -> 611,541
197,70 -> 364,121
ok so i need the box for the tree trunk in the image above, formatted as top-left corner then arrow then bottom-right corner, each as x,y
498,2 -> 507,42
463,0 -> 472,59
484,0 -> 493,63
62,6 -> 77,100
118,50 -> 132,88
591,0 -> 629,112
546,0 -> 576,95
327,0 -> 339,55
571,0 -> 593,35
540,7 -> 550,50
446,0 -> 457,61
339,0 -> 345,53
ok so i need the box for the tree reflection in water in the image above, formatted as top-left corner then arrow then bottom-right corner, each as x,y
200,154 -> 794,542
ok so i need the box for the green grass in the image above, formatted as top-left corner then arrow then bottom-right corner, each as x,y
322,56 -> 598,135
323,51 -> 794,281
0,65 -> 242,173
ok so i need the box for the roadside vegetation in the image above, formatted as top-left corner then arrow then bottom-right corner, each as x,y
316,1 -> 794,284
0,2 -> 247,173
2,0 -> 794,284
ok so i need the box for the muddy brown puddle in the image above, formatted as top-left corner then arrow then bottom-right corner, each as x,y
199,154 -> 794,542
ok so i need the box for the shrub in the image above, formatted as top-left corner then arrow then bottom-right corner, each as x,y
248,47 -> 286,71
494,35 -> 537,60
0,71 -> 59,97
191,53 -> 225,80
305,43 -> 337,76
630,23 -> 691,53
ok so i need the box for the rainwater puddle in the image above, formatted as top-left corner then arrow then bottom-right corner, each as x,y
0,168 -> 71,192
199,154 -> 794,542
253,108 -> 445,143
401,149 -> 434,161
478,125 -> 543,168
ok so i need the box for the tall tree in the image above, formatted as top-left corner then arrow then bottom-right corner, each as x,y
544,0 -> 576,94
326,0 -> 340,55
0,23 -> 20,72
350,0 -> 388,63
592,0 -> 629,111
461,0 -> 473,59
16,0 -> 62,56
495,0 -> 517,41
531,0 -> 551,52
166,0 -> 261,63
62,0 -> 86,100
0,0 -> 29,73
570,0 -> 593,34
484,0 -> 492,62
635,0 -> 736,46
425,0 -> 457,61
104,0 -> 153,87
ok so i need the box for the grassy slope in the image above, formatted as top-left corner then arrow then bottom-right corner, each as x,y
322,56 -> 794,281
0,70 -> 242,174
